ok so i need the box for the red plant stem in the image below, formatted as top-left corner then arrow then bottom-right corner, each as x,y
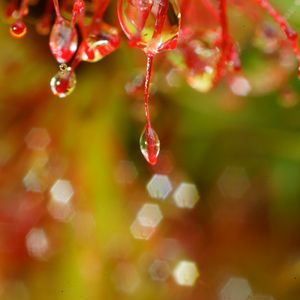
92,0 -> 110,23
71,0 -> 85,27
19,0 -> 29,17
202,0 -> 219,21
53,0 -> 62,18
43,0 -> 54,18
254,0 -> 300,70
152,0 -> 168,39
214,0 -> 231,84
143,0 -> 168,126
144,54 -> 154,128
71,3 -> 87,72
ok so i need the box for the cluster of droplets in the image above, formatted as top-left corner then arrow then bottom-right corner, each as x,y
48,0 -> 121,99
3,0 -> 300,165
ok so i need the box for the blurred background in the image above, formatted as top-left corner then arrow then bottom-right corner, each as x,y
0,0 -> 300,299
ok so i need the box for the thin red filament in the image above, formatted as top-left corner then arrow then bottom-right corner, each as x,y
254,0 -> 300,76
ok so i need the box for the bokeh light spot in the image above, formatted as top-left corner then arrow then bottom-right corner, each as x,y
173,183 -> 199,209
173,260 -> 199,287
147,174 -> 173,200
219,277 -> 252,300
137,203 -> 163,228
24,127 -> 51,151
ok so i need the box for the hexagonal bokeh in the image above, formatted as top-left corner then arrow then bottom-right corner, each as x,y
219,277 -> 252,300
137,203 -> 163,228
25,127 -> 51,151
149,259 -> 170,282
218,166 -> 250,199
173,260 -> 199,287
50,179 -> 74,204
130,219 -> 156,240
146,174 -> 173,200
25,228 -> 49,260
173,183 -> 200,209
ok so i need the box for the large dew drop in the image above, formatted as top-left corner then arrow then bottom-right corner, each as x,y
118,0 -> 181,55
50,64 -> 76,98
49,18 -> 78,63
140,126 -> 160,165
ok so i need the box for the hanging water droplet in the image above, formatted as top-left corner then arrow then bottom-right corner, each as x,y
50,64 -> 76,98
10,20 -> 27,38
80,22 -> 120,62
49,18 -> 78,63
140,126 -> 160,165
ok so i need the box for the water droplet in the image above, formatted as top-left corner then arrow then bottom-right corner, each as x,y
50,65 -> 76,98
49,18 -> 78,63
187,66 -> 215,92
168,35 -> 219,92
10,20 -> 27,38
80,22 -> 120,62
139,126 -> 160,165
118,0 -> 181,55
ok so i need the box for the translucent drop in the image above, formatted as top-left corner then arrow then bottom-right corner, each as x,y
118,0 -> 181,55
187,66 -> 215,93
80,22 -> 120,62
140,126 -> 160,165
10,20 -> 27,38
253,22 -> 280,54
50,64 -> 76,98
49,18 -> 78,63
169,36 -> 219,92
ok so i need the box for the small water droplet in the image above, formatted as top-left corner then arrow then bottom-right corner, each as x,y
140,126 -> 160,165
49,18 -> 78,63
50,65 -> 76,98
10,20 -> 27,38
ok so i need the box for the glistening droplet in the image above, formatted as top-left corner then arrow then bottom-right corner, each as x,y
140,126 -> 160,165
10,20 -> 27,38
50,64 -> 76,98
49,18 -> 78,63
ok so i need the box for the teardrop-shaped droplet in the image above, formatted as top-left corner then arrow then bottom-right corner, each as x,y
50,64 -> 76,98
118,0 -> 181,55
49,18 -> 78,63
139,126 -> 160,165
80,22 -> 120,62
10,20 -> 27,38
